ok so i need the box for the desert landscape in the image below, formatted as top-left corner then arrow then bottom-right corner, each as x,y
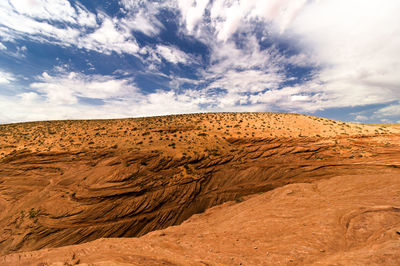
0,112 -> 399,265
1,0 -> 400,264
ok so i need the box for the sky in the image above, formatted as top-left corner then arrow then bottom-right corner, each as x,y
0,0 -> 399,124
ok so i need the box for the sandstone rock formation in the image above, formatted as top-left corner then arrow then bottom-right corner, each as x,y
0,113 -> 399,264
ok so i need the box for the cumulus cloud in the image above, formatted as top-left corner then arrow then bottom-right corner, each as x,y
131,0 -> 400,115
286,0 -> 400,108
0,63 -> 260,123
29,69 -> 140,106
0,73 -> 205,123
188,34 -> 288,110
166,0 -> 400,114
176,0 -> 209,33
79,17 -> 139,55
0,89 -> 202,123
75,3 -> 97,28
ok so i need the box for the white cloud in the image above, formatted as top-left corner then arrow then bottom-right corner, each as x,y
119,0 -> 168,37
121,11 -> 164,37
205,0 -> 308,42
0,1 -> 81,45
76,4 -> 97,28
0,69 -> 15,83
249,86 -> 308,110
0,44 -> 29,58
80,17 -> 139,55
29,70 -> 139,105
0,94 -> 106,123
0,64 -> 264,123
0,89 -> 202,123
285,0 -> 400,107
208,69 -> 282,93
168,76 -> 201,91
354,115 -> 369,121
0,1 -> 141,55
155,45 -> 192,64
135,90 -> 203,115
165,0 -> 400,113
8,0 -> 76,23
190,35 -> 287,110
119,0 -> 140,11
177,0 -> 209,33
19,91 -> 41,104
0,76 -> 205,123
373,103 -> 400,118
0,42 -> 6,50
136,44 -> 196,70
208,37 -> 281,73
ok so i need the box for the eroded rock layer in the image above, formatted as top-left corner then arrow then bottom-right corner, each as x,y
0,113 -> 399,258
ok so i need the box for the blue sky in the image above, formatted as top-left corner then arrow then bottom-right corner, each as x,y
0,0 -> 399,123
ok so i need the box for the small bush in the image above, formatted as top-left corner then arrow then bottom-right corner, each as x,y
29,208 -> 40,219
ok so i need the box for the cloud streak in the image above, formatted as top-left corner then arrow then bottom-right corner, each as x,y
0,69 -> 15,84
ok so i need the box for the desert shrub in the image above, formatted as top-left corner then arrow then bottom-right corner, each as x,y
29,208 -> 40,219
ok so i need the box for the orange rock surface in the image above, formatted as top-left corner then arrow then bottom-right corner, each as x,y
0,113 -> 399,265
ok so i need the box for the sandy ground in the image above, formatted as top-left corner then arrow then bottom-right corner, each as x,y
1,113 -> 398,161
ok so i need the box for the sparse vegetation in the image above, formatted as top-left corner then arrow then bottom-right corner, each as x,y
29,208 -> 40,219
